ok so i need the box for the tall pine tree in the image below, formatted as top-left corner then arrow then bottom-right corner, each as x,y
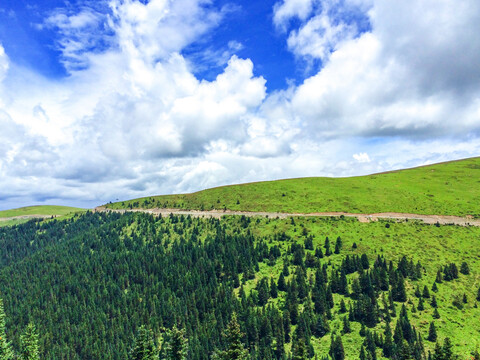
129,326 -> 157,360
213,313 -> 249,360
163,326 -> 188,360
20,323 -> 40,360
0,299 -> 14,360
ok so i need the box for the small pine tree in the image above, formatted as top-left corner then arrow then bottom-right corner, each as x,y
431,282 -> 438,292
422,285 -> 430,298
329,335 -> 345,360
325,237 -> 331,256
163,326 -> 188,360
432,308 -> 440,319
334,237 -> 342,254
214,313 -> 249,360
270,278 -> 278,298
415,285 -> 421,298
278,272 -> 287,292
442,337 -> 453,360
359,323 -> 366,337
460,262 -> 470,275
431,295 -> 438,308
427,322 -> 437,342
20,323 -> 40,360
359,346 -> 366,360
418,297 -> 425,311
342,316 -> 351,334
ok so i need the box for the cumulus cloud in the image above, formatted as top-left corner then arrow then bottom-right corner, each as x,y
274,0 -> 371,61
353,153 -> 370,163
273,0 -> 315,30
0,0 -> 480,209
280,0 -> 480,140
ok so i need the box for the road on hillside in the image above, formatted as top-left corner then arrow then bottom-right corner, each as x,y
94,207 -> 480,227
0,214 -> 59,222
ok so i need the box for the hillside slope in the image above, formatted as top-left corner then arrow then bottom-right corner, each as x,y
0,205 -> 86,227
0,212 -> 479,359
105,157 -> 480,217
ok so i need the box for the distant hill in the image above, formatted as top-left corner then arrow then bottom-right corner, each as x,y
0,206 -> 85,227
105,157 -> 480,217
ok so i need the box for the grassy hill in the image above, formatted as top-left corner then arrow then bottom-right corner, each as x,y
105,157 -> 480,217
0,205 -> 85,218
0,205 -> 86,227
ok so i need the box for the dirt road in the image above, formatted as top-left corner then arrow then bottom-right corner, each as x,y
95,207 -> 480,227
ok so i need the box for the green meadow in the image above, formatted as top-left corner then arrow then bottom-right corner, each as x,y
0,205 -> 85,218
105,157 -> 480,217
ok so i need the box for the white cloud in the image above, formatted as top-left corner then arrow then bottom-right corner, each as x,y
273,0 -> 315,30
353,152 -> 370,163
286,10 -> 357,61
1,0 -> 480,209
274,0 -> 370,61
0,45 -> 8,83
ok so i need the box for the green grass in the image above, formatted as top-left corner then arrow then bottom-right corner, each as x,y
0,219 -> 30,228
229,215 -> 480,358
0,205 -> 86,218
105,157 -> 480,216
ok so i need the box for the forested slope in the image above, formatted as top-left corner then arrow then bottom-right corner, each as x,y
0,212 -> 479,359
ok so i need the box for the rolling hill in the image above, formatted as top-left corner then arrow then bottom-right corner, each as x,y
104,157 -> 480,217
0,205 -> 86,227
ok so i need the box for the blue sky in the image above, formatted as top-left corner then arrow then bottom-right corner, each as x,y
0,0 -> 479,209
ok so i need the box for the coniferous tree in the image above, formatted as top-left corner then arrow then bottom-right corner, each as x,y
418,297 -> 425,311
427,322 -> 437,342
0,299 -> 14,360
342,316 -> 351,334
359,346 -> 366,360
278,272 -> 287,292
292,337 -> 308,360
361,254 -> 370,270
329,335 -> 345,360
325,237 -> 331,256
214,313 -> 249,360
431,295 -> 438,308
383,322 -> 394,358
314,315 -> 329,338
432,308 -> 440,319
270,278 -> 278,298
334,237 -> 342,254
163,326 -> 188,360
20,323 -> 40,360
432,282 -> 438,292
460,262 -> 470,275
422,286 -> 430,299
129,326 -> 157,360
414,285 -> 421,298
